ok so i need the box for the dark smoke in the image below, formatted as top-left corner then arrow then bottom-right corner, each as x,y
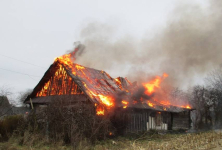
75,0 -> 222,89
132,86 -> 153,101
113,91 -> 128,107
67,42 -> 85,61
113,86 -> 153,107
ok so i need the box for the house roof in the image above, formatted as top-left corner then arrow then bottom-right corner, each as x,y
25,59 -> 124,104
25,59 -> 191,113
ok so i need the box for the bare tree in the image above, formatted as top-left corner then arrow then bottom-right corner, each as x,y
0,85 -> 12,97
205,67 -> 222,128
189,86 -> 209,129
168,88 -> 190,106
17,89 -> 32,107
205,67 -> 222,90
189,67 -> 222,129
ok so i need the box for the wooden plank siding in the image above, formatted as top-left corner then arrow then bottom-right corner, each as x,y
172,111 -> 190,129
125,109 -> 151,133
124,109 -> 191,133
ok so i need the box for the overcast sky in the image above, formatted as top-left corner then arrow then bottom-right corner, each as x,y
0,0 -> 209,101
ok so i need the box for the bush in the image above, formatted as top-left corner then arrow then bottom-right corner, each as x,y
0,115 -> 24,141
16,97 -> 114,148
0,97 -> 128,148
44,98 -> 113,148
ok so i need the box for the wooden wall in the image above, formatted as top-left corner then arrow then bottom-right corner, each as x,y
123,109 -> 190,133
125,109 -> 151,133
172,111 -> 190,130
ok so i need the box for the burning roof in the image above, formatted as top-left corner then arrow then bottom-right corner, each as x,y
54,58 -> 122,105
25,52 -> 191,114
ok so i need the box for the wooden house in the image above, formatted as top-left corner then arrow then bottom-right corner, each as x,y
24,58 -> 192,133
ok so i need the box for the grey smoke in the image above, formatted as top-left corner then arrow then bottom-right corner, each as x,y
75,0 -> 222,89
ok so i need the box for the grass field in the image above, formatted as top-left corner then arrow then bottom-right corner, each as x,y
0,130 -> 222,150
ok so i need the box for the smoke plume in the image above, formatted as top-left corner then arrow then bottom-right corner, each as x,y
75,0 -> 222,89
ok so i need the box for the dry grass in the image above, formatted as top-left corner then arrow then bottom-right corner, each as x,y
0,130 -> 222,150
93,131 -> 222,150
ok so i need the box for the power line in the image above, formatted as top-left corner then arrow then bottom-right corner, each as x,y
0,67 -> 41,79
0,54 -> 46,69
27,75 -> 39,81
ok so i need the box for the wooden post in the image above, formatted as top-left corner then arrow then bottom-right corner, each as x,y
170,112 -> 173,130
30,98 -> 34,109
188,110 -> 191,129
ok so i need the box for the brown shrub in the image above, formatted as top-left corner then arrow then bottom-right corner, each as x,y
0,115 -> 24,141
24,97 -> 113,148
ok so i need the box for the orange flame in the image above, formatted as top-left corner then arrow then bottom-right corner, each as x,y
75,64 -> 85,70
186,105 -> 191,109
143,77 -> 161,95
142,73 -> 168,95
141,73 -> 191,109
115,78 -> 121,85
122,100 -> 128,105
122,100 -> 128,109
96,106 -> 105,115
148,102 -> 154,107
182,105 -> 191,109
90,92 -> 114,107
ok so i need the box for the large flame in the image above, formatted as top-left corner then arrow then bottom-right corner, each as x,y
142,73 -> 168,95
141,73 -> 191,109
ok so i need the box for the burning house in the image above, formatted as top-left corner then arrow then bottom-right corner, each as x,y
24,51 -> 192,133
